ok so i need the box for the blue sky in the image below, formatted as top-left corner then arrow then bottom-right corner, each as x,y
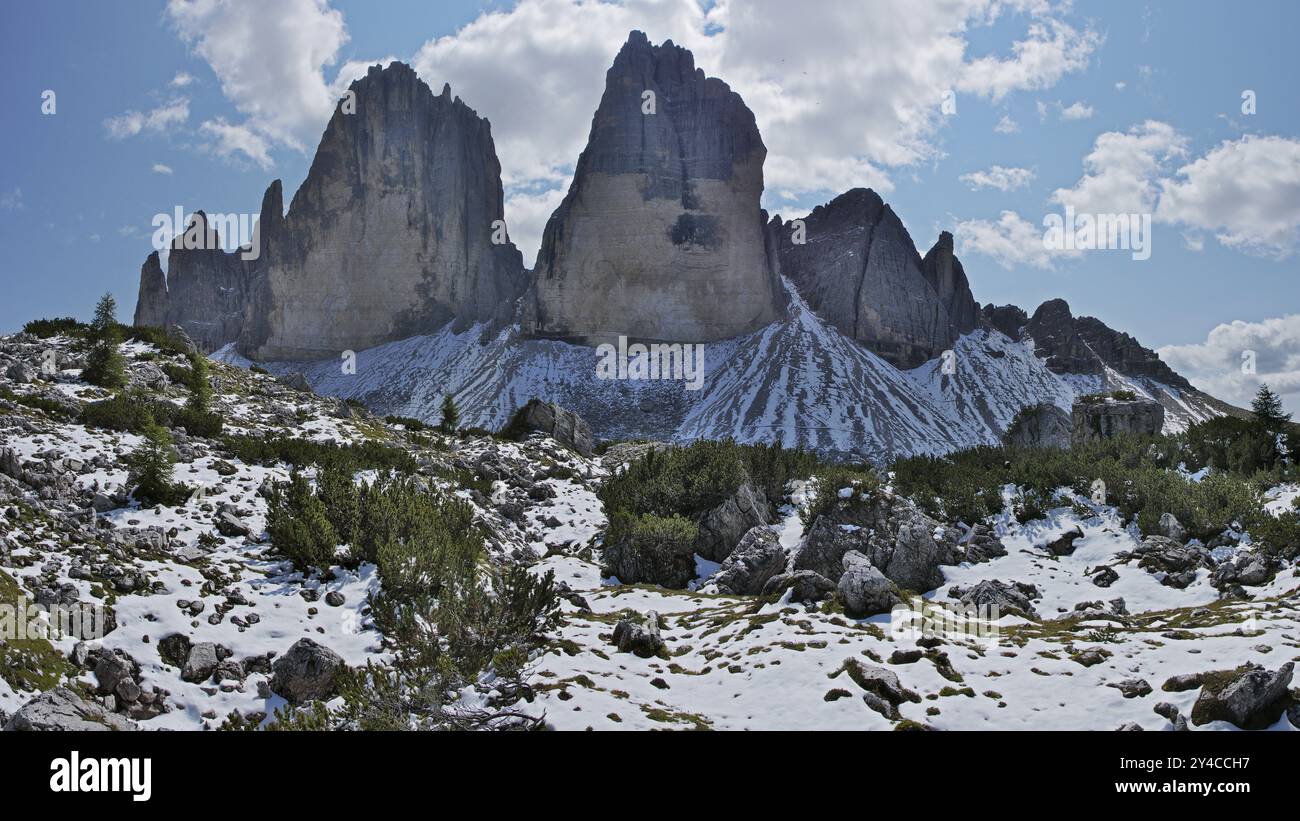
1,0 -> 1297,409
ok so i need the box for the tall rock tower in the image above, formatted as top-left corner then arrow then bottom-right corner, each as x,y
524,31 -> 782,345
240,63 -> 525,360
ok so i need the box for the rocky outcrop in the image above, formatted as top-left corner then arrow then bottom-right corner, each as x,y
794,495 -> 959,592
1072,396 -> 1165,445
712,526 -> 786,595
1002,402 -> 1071,449
135,62 -> 525,359
1190,662 -> 1293,729
524,31 -> 782,345
770,189 -> 978,368
3,687 -> 138,731
508,399 -> 595,456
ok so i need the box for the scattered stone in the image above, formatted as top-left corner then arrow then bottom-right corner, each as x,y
1045,527 -> 1083,557
1108,678 -> 1152,699
182,642 -> 220,684
1091,566 -> 1119,588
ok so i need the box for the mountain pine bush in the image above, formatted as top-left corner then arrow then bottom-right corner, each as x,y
266,472 -> 340,573
125,423 -> 188,506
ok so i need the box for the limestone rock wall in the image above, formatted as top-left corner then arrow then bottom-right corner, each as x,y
523,31 -> 782,345
241,63 -> 524,360
1071,398 -> 1165,445
132,62 -> 525,360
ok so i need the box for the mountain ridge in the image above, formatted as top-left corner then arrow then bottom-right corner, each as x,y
135,32 -> 1235,459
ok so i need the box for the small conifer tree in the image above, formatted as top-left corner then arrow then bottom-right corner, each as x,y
440,393 -> 460,433
83,292 -> 127,389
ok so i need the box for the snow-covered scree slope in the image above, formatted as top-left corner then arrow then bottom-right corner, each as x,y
1,331 -> 1291,731
238,279 -> 1220,463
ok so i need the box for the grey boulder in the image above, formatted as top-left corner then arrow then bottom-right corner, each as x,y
611,610 -> 665,658
270,638 -> 346,705
3,687 -> 137,731
1190,662 -> 1293,729
510,399 -> 594,457
712,526 -> 786,596
837,551 -> 903,618
695,482 -> 769,563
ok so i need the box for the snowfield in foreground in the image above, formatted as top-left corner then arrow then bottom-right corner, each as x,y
0,330 -> 1295,731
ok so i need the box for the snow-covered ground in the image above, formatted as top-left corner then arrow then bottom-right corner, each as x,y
1,331 -> 1293,731
525,490 -> 1300,731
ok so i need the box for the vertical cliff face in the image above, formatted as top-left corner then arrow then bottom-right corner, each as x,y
132,62 -> 524,360
133,252 -> 168,329
524,31 -> 781,344
240,63 -> 524,360
146,212 -> 253,353
770,188 -> 978,369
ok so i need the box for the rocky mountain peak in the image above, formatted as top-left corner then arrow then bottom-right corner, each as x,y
1025,299 -> 1103,374
770,187 -> 976,369
980,303 -> 1029,341
133,251 -> 167,329
1022,298 -> 1194,391
523,31 -> 781,345
133,60 -> 525,360
921,230 -> 978,337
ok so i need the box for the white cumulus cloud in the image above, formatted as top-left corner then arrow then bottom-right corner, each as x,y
960,164 -> 1035,191
1158,135 -> 1300,258
168,0 -> 348,161
1158,314 -> 1300,413
104,98 -> 190,139
954,210 -> 1076,270
1050,120 -> 1187,215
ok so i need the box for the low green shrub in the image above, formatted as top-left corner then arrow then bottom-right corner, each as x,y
221,434 -> 417,474
22,317 -> 85,338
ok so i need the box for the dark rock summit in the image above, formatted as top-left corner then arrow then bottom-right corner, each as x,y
523,31 -> 782,345
1023,298 -> 1192,390
769,189 -> 978,368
